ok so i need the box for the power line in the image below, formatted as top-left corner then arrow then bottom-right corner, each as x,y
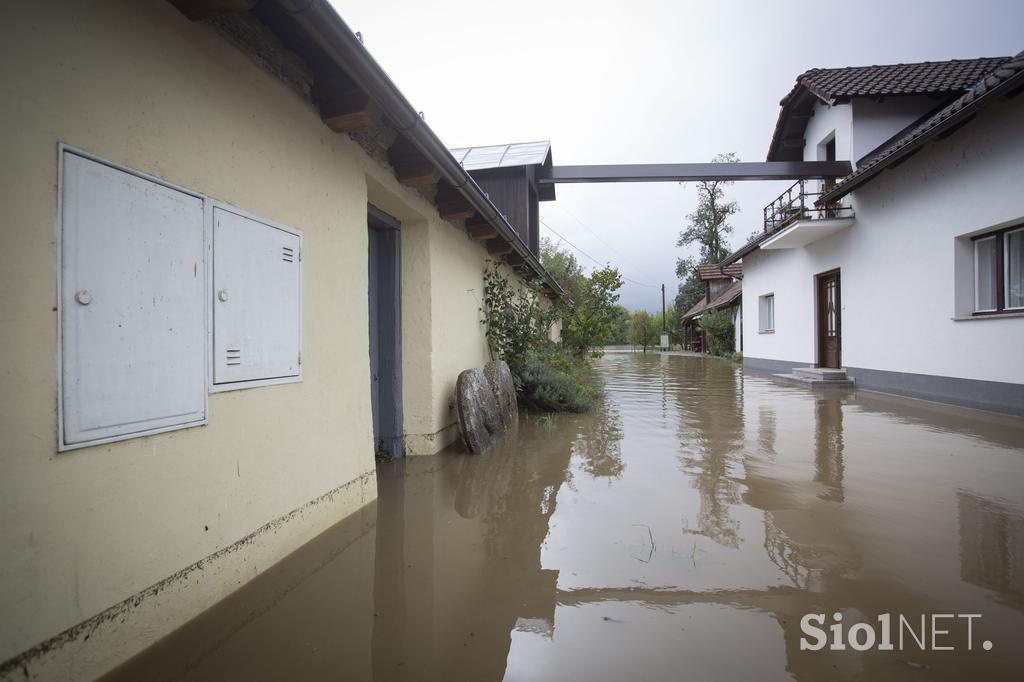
549,204 -> 662,287
554,203 -> 647,274
539,219 -> 659,289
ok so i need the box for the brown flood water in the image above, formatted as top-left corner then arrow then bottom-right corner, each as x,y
107,352 -> 1024,681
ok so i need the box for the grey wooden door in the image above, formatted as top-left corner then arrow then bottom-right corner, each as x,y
368,206 -> 403,458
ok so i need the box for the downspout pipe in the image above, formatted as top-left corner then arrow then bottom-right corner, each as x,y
280,0 -> 564,296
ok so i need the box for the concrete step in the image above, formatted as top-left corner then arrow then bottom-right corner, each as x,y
792,366 -> 849,381
772,372 -> 856,389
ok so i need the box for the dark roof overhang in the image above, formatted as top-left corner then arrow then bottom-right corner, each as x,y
819,52 -> 1024,204
167,0 -> 566,299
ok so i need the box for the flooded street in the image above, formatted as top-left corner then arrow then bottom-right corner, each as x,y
108,352 -> 1024,681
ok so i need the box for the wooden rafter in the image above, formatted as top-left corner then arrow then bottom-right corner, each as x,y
321,91 -> 381,133
467,224 -> 498,241
394,159 -> 441,188
486,239 -> 514,256
437,198 -> 476,221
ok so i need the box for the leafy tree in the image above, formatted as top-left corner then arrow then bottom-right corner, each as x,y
676,152 -> 740,265
674,268 -> 706,319
675,152 -> 740,322
629,310 -> 657,353
540,237 -> 586,302
607,304 -> 632,345
697,308 -> 735,356
562,266 -> 624,357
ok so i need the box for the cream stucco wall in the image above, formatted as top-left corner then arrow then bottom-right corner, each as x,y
0,1 -> 534,678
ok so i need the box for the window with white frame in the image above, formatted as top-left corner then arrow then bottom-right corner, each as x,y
759,294 -> 775,332
973,225 -> 1024,314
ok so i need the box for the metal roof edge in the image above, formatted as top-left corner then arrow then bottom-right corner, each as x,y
276,1 -> 566,298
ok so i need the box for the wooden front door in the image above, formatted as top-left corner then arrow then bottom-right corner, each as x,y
817,270 -> 841,368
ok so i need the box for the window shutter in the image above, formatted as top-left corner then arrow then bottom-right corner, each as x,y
213,207 -> 301,386
60,153 -> 206,448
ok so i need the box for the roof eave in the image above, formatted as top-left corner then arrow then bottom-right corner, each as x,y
238,1 -> 567,299
820,66 -> 1024,204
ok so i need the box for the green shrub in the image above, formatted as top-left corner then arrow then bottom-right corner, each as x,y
519,348 -> 596,413
480,262 -> 557,378
480,262 -> 604,412
698,308 -> 735,356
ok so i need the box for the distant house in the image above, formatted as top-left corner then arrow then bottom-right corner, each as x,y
724,54 -> 1024,414
680,263 -> 743,353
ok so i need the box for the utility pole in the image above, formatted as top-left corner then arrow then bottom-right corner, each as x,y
661,284 -> 666,330
660,283 -> 668,351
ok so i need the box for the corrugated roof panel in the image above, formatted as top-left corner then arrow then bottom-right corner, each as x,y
497,140 -> 550,167
448,140 -> 550,170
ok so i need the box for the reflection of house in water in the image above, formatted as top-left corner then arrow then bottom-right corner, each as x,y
959,490 -> 1024,605
813,398 -> 845,502
758,404 -> 777,459
744,392 -> 854,590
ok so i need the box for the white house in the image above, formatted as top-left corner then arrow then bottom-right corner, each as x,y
726,55 -> 1024,415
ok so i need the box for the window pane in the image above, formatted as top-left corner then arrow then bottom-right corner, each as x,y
1007,229 -> 1024,309
760,295 -> 774,331
975,237 -> 998,311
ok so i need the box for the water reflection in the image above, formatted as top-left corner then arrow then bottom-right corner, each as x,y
573,401 -> 625,480
813,397 -> 845,502
371,421 -> 577,682
105,353 -> 1024,682
676,358 -> 745,548
759,404 -> 778,459
958,490 -> 1024,608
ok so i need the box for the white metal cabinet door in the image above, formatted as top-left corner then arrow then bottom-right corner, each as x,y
61,153 -> 207,448
213,208 -> 301,385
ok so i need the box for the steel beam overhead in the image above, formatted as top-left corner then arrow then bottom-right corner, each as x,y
538,161 -> 852,184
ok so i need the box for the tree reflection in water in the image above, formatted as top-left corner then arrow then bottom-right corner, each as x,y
675,358 -> 746,549
572,400 -> 625,480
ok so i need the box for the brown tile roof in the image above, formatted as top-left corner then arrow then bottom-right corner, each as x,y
696,262 -> 742,281
821,51 -> 1024,203
794,58 -> 1009,103
681,280 -> 742,322
725,52 -> 1024,269
768,56 -> 1011,161
722,263 -> 743,278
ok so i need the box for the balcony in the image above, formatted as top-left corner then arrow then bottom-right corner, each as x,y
760,180 -> 854,250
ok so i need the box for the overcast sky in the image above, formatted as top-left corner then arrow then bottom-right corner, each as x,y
331,0 -> 1023,311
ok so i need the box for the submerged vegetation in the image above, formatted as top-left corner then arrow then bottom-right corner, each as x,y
481,244 -> 623,412
519,347 -> 597,413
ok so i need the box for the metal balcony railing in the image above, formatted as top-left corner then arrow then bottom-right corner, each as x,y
762,179 -> 853,234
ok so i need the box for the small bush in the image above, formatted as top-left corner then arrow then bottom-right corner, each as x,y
698,308 -> 735,356
519,348 -> 596,413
